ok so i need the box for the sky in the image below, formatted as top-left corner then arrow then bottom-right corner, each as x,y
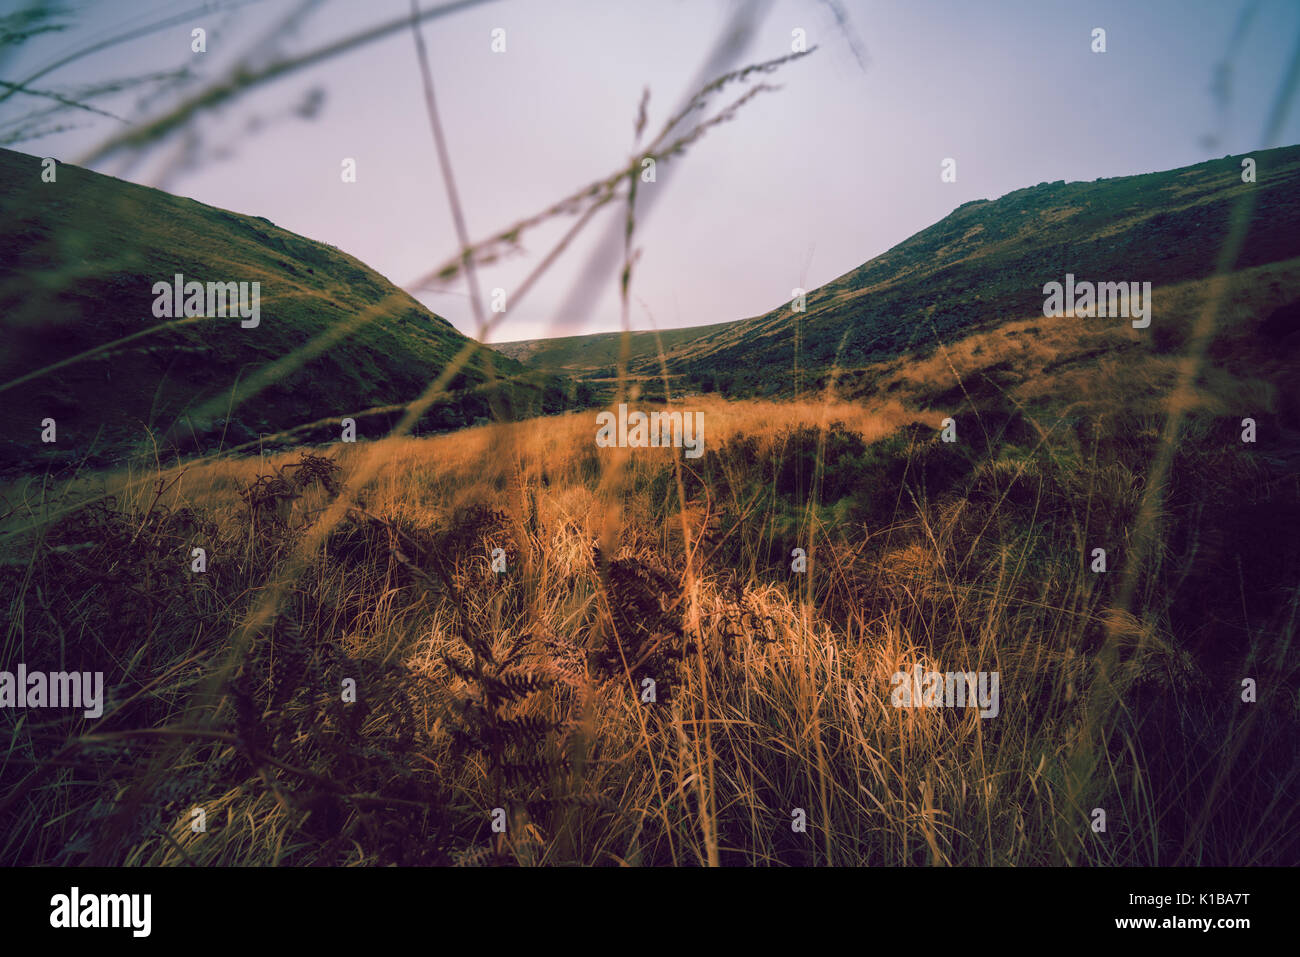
4,0 -> 1300,343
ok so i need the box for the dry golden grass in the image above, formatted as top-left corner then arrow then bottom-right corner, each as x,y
3,283 -> 1295,867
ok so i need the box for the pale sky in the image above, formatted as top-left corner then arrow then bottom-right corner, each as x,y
5,0 -> 1300,342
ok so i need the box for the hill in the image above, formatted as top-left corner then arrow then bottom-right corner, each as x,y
492,321 -> 733,377
0,148 -> 581,472
501,146 -> 1300,395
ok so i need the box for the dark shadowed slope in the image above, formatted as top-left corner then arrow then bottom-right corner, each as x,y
0,148 -> 547,471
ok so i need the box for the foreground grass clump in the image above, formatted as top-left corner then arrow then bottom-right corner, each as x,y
0,390 -> 1295,866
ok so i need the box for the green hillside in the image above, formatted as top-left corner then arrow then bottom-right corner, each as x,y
504,146 -> 1300,395
0,148 -> 578,471
492,321 -> 734,376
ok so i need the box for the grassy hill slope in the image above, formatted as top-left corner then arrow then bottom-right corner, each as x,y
500,146 -> 1300,394
0,148 -> 579,471
652,146 -> 1300,390
492,321 -> 734,377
